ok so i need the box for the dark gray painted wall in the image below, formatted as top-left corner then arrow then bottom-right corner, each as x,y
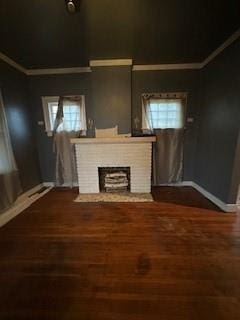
29,68 -> 201,183
0,60 -> 41,192
27,40 -> 240,204
91,66 -> 131,133
132,69 -> 201,181
28,66 -> 132,182
195,39 -> 240,203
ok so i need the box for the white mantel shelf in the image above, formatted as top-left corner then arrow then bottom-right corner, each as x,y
71,136 -> 156,144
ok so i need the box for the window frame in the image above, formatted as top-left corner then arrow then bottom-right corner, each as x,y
41,95 -> 86,136
141,93 -> 187,131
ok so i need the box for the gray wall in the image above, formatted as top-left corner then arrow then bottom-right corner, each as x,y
132,69 -> 201,181
28,66 -> 132,182
195,39 -> 240,203
28,67 -> 205,185
27,40 -> 240,204
0,61 -> 41,192
91,66 -> 131,133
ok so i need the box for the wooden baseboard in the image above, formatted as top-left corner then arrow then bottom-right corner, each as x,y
162,181 -> 238,212
0,184 -> 52,228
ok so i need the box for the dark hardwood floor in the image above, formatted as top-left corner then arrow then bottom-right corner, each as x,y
0,187 -> 239,320
152,186 -> 222,211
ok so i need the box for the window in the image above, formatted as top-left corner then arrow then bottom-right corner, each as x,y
42,96 -> 86,135
142,94 -> 186,130
148,99 -> 183,129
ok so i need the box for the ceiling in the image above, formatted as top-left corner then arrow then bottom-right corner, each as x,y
0,0 -> 239,69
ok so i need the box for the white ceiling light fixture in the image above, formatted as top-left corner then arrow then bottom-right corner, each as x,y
66,0 -> 80,14
67,0 -> 75,13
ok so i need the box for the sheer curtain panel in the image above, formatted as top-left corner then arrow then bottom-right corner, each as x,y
0,91 -> 22,212
142,93 -> 187,184
53,96 -> 86,187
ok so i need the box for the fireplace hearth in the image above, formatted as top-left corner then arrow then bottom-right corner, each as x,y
98,167 -> 130,193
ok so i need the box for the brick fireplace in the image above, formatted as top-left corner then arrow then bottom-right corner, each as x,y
71,137 -> 156,194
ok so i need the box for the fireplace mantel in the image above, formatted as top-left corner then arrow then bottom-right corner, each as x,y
71,136 -> 156,194
71,136 -> 156,144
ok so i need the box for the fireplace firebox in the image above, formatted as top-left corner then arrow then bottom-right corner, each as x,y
98,167 -> 130,193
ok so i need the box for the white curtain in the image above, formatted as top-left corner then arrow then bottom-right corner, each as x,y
142,95 -> 153,132
0,91 -> 22,212
142,93 -> 186,184
53,96 -> 86,187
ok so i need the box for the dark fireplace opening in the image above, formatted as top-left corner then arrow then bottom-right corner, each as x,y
98,167 -> 130,193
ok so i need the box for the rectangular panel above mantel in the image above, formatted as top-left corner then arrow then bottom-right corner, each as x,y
90,64 -> 132,134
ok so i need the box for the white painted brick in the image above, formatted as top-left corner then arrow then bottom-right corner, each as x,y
75,142 -> 153,193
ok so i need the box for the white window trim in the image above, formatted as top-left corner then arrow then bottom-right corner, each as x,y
42,96 -> 59,136
41,95 -> 86,137
142,93 -> 187,130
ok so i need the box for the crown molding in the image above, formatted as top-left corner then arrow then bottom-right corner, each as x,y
133,63 -> 202,71
201,28 -> 240,67
1,28 -> 239,75
0,52 -> 91,75
26,66 -> 91,75
0,52 -> 27,74
133,28 -> 240,71
89,59 -> 133,67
